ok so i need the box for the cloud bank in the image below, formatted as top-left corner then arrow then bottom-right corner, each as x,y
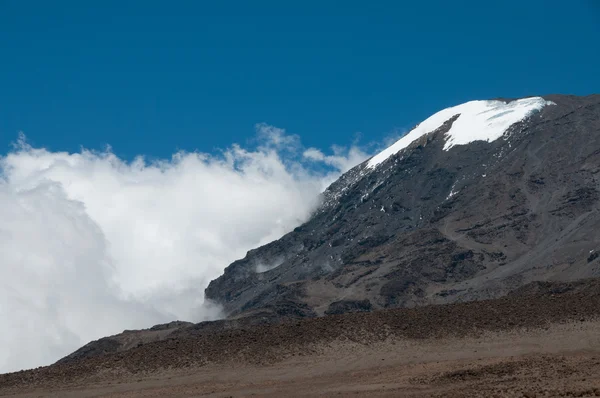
0,125 -> 370,373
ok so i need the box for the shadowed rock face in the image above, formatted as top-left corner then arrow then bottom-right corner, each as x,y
206,94 -> 600,318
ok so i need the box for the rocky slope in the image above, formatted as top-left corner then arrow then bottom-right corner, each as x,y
205,94 -> 600,318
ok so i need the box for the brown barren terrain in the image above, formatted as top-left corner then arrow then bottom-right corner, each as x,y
3,280 -> 600,397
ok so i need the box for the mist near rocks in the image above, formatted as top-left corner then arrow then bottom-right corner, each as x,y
0,124 -> 369,373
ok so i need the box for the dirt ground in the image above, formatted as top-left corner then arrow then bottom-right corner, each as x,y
2,320 -> 600,398
4,282 -> 600,397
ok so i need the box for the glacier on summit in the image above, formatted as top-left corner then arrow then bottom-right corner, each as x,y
367,97 -> 555,168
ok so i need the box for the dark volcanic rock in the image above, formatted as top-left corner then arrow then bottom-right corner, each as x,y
325,299 -> 372,315
206,94 -> 600,318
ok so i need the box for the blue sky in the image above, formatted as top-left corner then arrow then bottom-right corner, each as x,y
0,0 -> 598,159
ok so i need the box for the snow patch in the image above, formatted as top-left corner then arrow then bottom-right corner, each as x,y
367,97 -> 555,168
446,189 -> 459,200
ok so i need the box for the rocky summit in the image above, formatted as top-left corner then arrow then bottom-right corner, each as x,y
205,94 -> 600,319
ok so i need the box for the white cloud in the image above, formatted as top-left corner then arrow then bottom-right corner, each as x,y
0,126 -> 370,373
303,145 -> 369,173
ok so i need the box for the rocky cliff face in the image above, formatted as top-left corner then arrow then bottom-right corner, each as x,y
205,94 -> 600,319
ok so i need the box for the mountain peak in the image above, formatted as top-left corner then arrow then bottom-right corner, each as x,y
367,97 -> 555,168
205,94 -> 600,320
